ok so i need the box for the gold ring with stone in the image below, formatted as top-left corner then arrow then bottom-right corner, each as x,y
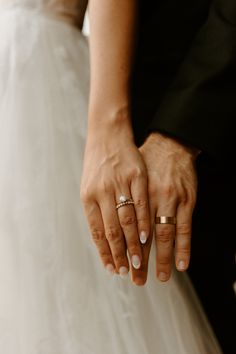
116,195 -> 134,210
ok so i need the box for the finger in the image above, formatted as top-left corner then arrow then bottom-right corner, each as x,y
100,196 -> 130,277
83,201 -> 116,275
131,195 -> 156,286
130,187 -> 154,286
131,232 -> 153,286
117,189 -> 142,271
155,199 -> 177,282
131,175 -> 150,245
175,203 -> 193,272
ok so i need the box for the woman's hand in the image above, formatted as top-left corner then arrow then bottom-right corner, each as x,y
80,112 -> 150,283
85,0 -> 146,283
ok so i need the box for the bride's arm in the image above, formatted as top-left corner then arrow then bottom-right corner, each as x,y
81,0 -> 151,286
88,0 -> 137,126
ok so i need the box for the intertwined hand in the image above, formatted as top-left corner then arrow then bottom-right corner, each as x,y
140,132 -> 198,281
81,123 -> 151,285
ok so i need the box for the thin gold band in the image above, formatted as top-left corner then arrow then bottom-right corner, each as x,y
155,216 -> 177,225
116,200 -> 134,210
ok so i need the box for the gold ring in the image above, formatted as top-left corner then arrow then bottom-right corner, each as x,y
116,200 -> 134,210
155,216 -> 177,225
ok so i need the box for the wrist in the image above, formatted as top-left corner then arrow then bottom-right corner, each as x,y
88,105 -> 134,146
88,103 -> 134,140
147,132 -> 200,160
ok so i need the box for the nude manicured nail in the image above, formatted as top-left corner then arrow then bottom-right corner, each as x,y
131,255 -> 141,269
119,266 -> 129,278
158,272 -> 168,282
178,261 -> 186,271
106,264 -> 115,275
140,231 -> 147,244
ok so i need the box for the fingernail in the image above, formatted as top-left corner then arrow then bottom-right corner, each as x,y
178,261 -> 186,271
158,272 -> 168,282
119,266 -> 129,278
106,264 -> 115,276
140,231 -> 147,244
131,255 -> 141,269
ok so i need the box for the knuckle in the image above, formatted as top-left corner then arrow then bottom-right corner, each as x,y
80,189 -> 92,204
176,240 -> 191,253
179,188 -> 196,206
136,198 -> 148,209
156,228 -> 172,243
120,215 -> 136,228
178,247 -> 190,256
178,193 -> 188,206
137,216 -> 150,225
161,183 -> 175,198
105,226 -> 121,242
176,223 -> 191,237
158,255 -> 171,266
91,228 -> 104,243
148,183 -> 157,198
130,166 -> 144,179
97,181 -> 112,196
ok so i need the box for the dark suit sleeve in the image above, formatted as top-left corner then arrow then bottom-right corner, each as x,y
148,0 -> 236,162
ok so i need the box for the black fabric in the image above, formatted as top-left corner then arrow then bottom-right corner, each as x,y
131,0 -> 211,146
191,158 -> 236,354
132,0 -> 236,164
131,1 -> 236,353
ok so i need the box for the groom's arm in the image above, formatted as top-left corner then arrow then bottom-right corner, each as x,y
148,0 -> 236,162
135,0 -> 235,279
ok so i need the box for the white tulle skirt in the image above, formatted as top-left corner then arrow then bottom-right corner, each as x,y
0,4 -> 222,354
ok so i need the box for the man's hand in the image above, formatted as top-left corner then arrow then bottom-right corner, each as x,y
139,132 -> 199,282
80,116 -> 150,285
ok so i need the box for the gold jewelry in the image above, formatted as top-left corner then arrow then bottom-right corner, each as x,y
116,196 -> 134,210
119,195 -> 129,203
155,216 -> 177,225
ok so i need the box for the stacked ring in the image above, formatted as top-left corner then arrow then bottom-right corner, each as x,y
116,195 -> 134,210
116,200 -> 135,210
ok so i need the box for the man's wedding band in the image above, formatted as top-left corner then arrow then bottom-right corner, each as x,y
116,195 -> 134,210
155,216 -> 177,225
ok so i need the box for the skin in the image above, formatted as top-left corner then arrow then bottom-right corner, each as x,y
139,133 -> 199,282
81,0 -> 199,285
81,0 -> 151,284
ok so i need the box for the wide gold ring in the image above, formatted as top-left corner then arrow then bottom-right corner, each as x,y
155,216 -> 177,225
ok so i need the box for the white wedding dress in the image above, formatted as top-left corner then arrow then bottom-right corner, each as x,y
0,1 -> 222,353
